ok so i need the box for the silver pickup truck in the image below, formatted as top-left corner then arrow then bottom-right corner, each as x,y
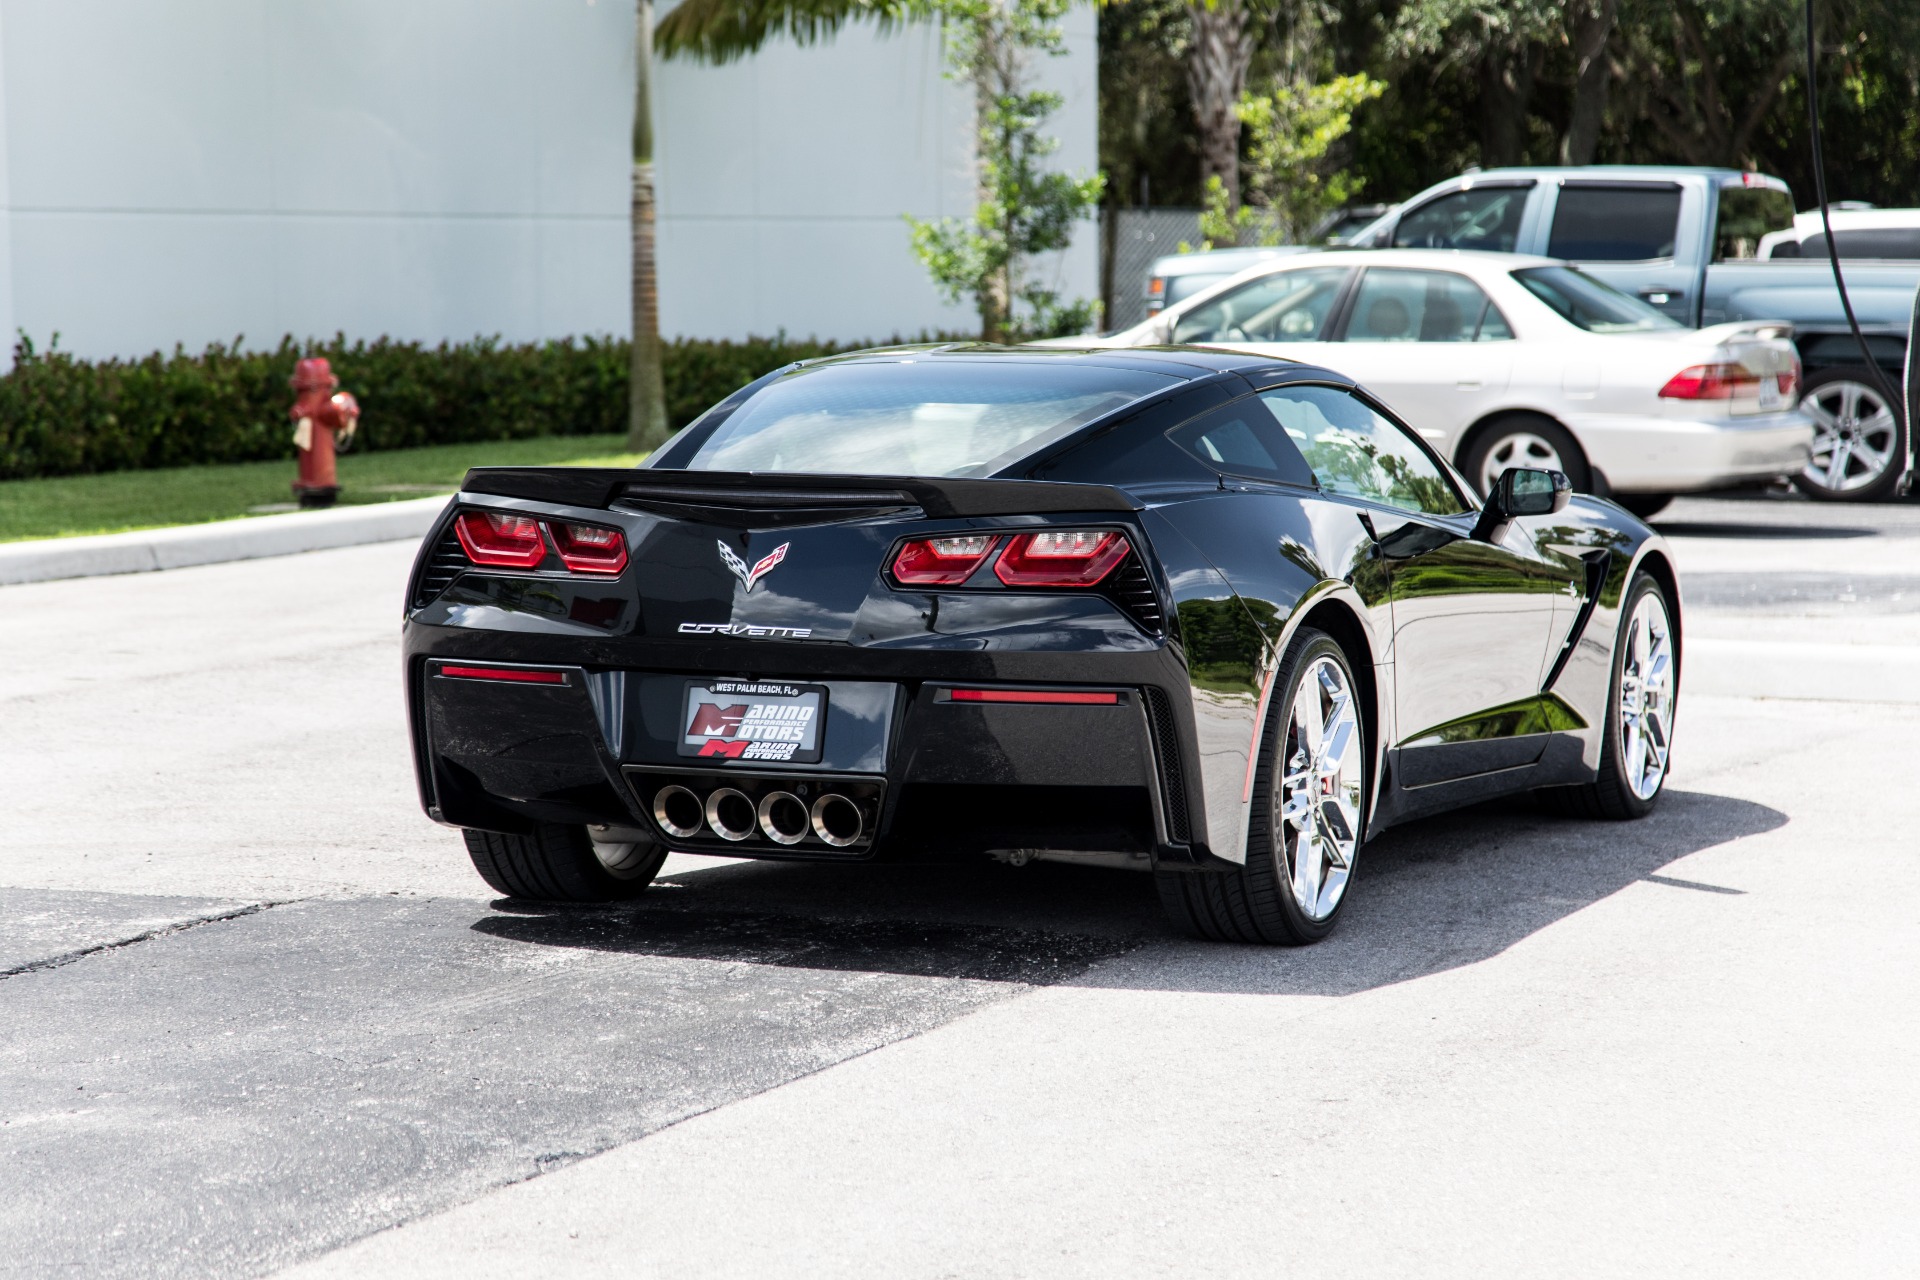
1351,167 -> 1918,500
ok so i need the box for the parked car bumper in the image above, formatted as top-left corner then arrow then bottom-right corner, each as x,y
1568,409 -> 1814,493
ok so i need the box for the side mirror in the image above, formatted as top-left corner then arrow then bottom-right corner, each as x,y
1473,466 -> 1570,541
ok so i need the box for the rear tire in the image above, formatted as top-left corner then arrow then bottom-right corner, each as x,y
1538,572 -> 1677,820
1459,414 -> 1591,496
464,823 -> 667,902
1156,628 -> 1367,945
1792,366 -> 1908,502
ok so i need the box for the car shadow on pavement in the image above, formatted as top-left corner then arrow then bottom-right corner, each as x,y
471,788 -> 1783,996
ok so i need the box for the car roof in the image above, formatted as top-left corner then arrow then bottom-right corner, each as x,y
1790,208 -> 1920,231
800,341 -> 1340,383
1149,245 -> 1315,277
1204,247 -> 1563,277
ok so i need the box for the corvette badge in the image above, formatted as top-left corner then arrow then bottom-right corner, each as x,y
718,540 -> 789,592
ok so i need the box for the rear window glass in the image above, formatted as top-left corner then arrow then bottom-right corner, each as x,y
681,361 -> 1179,477
1512,267 -> 1682,333
1716,187 -> 1796,260
1172,267 -> 1351,343
1549,185 -> 1682,261
1799,228 -> 1920,259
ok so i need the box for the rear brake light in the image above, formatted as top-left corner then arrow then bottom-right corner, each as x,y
454,511 -> 547,568
994,530 -> 1129,587
1779,360 -> 1800,401
892,534 -> 1000,585
1658,362 -> 1761,400
550,520 -> 629,575
949,688 -> 1119,704
438,664 -> 567,685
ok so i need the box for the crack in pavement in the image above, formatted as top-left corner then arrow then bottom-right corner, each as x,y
0,899 -> 298,980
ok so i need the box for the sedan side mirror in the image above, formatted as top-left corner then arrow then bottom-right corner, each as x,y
1473,466 -> 1570,541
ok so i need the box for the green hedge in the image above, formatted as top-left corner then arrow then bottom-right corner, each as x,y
0,332 -> 899,481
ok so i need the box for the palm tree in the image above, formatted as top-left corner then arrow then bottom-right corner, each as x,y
627,0 -> 914,452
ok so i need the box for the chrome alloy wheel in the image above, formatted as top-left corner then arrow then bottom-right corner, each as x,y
1479,431 -> 1566,496
1276,656 -> 1364,921
1617,591 -> 1676,801
1801,378 -> 1899,494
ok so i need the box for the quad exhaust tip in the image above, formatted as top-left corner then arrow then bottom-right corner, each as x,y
704,787 -> 757,842
653,782 -> 865,847
757,791 -> 810,845
810,793 -> 863,848
653,785 -> 704,839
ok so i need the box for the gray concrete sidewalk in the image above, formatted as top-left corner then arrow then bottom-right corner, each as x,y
0,495 -> 447,586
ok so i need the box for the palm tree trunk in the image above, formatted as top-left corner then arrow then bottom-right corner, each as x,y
629,0 -> 671,453
1186,0 -> 1252,222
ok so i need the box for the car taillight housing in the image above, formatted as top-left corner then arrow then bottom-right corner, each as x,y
454,511 -> 547,569
550,520 -> 629,575
1659,361 -> 1761,400
994,530 -> 1130,587
1778,359 -> 1800,401
891,534 -> 1000,585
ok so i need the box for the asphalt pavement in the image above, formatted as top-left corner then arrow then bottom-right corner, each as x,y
2,492 -> 1916,1278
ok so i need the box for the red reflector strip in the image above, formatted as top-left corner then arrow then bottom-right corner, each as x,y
948,689 -> 1119,705
437,665 -> 568,685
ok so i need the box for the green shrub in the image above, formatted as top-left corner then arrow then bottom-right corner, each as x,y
0,331 -> 913,481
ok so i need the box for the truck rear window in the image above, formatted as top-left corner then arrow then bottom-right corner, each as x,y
1512,267 -> 1682,333
1548,185 -> 1682,261
1716,187 -> 1796,260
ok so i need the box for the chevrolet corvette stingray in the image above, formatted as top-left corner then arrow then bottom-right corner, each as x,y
404,345 -> 1681,944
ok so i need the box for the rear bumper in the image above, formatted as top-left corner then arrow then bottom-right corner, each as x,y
406,640 -> 1197,867
1569,409 -> 1814,493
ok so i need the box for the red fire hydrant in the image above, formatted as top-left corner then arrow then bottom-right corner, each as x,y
290,357 -> 361,508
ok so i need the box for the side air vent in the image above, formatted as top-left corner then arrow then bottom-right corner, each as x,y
614,484 -> 921,527
1102,556 -> 1165,634
1143,686 -> 1191,843
411,523 -> 469,609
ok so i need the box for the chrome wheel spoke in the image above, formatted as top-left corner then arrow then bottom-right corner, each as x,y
1617,591 -> 1677,800
1272,654 -> 1363,921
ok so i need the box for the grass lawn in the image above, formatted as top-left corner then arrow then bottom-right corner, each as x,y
0,434 -> 645,542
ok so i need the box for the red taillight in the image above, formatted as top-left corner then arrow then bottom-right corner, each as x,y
994,530 -> 1129,587
454,511 -> 547,568
892,534 -> 1000,585
1779,360 -> 1800,401
550,520 -> 629,575
437,664 -> 568,685
1658,362 -> 1761,400
948,688 -> 1119,704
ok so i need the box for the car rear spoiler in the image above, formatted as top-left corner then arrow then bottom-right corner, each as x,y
458,467 -> 1143,519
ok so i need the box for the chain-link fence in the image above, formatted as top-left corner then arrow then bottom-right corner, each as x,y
1105,208 -> 1202,332
1103,207 -> 1291,331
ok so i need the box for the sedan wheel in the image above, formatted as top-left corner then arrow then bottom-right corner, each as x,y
1478,431 -> 1566,494
1794,368 -> 1908,502
1460,415 -> 1591,496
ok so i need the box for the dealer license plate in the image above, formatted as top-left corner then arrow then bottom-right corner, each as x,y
679,680 -> 827,763
1758,375 -> 1786,412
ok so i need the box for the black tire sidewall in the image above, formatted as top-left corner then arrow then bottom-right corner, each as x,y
1460,414 -> 1591,497
1599,573 -> 1672,818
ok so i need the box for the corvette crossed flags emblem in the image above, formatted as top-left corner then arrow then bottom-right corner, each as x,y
717,540 -> 789,592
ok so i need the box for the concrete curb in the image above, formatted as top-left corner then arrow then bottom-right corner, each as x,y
0,496 -> 449,586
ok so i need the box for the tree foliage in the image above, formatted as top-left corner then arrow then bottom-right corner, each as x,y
907,0 -> 1106,341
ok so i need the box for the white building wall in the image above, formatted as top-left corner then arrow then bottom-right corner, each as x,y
0,0 -> 1098,367
653,4 -> 1100,342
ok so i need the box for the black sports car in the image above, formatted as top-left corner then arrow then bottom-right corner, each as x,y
404,346 -> 1680,944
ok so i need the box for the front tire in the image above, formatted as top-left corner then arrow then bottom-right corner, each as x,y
1157,628 -> 1367,945
1541,572 -> 1677,820
1792,366 -> 1907,502
464,823 -> 667,902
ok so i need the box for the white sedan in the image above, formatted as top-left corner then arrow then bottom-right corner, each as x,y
1067,248 -> 1813,516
